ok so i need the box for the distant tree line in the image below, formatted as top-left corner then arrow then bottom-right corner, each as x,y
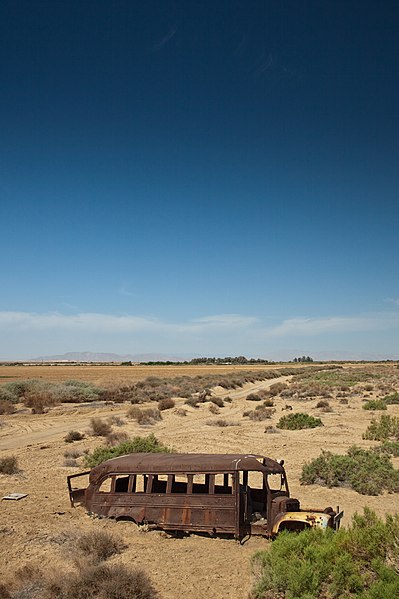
292,356 -> 314,363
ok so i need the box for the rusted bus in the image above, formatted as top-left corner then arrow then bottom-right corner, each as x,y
67,453 -> 343,539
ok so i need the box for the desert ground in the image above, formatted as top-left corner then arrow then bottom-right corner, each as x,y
0,363 -> 398,598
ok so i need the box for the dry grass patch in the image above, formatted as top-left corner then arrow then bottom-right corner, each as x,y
75,530 -> 125,563
89,417 -> 113,437
243,407 -> 274,421
158,398 -> 175,411
64,430 -> 85,443
127,406 -> 162,425
0,455 -> 19,475
206,419 -> 239,427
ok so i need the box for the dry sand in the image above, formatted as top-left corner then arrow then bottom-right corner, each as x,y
0,365 -> 398,598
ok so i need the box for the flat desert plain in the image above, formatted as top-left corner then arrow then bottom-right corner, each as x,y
0,363 -> 398,598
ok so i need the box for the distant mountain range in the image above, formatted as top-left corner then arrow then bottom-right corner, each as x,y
26,350 -> 399,363
30,351 -> 191,362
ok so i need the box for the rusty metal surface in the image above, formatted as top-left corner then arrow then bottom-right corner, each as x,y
68,453 -> 341,539
89,453 -> 284,484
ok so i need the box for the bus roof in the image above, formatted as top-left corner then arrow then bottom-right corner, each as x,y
90,453 -> 284,481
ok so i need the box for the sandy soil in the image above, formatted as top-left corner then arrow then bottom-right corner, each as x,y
0,366 -> 398,598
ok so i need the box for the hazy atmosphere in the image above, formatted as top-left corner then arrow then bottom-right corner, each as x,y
1,1 -> 398,360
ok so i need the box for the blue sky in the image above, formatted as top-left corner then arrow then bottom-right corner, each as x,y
1,1 -> 398,360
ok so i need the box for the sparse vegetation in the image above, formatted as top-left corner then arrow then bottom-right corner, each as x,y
315,399 -> 330,408
208,403 -> 219,414
363,414 -> 399,442
264,425 -> 279,434
363,399 -> 387,410
206,419 -> 238,427
384,392 -> 399,405
0,561 -> 158,599
64,430 -> 84,443
250,508 -> 399,599
174,407 -> 187,416
157,398 -> 175,411
246,393 -> 262,401
0,400 -> 15,414
277,413 -> 323,430
89,417 -> 113,437
0,455 -> 19,475
301,446 -> 399,495
76,530 -> 125,563
210,396 -> 224,407
105,431 -> 129,446
243,406 -> 274,421
84,434 -> 172,467
127,406 -> 162,425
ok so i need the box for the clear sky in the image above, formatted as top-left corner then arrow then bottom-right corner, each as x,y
1,1 -> 398,360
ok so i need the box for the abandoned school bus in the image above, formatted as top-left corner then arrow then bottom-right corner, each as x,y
67,453 -> 343,538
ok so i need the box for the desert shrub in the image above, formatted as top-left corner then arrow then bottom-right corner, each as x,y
174,408 -> 187,416
208,403 -> 219,414
210,396 -> 224,407
89,418 -> 113,437
206,419 -> 238,427
262,398 -> 274,407
48,562 -> 158,599
158,398 -> 175,411
223,396 -> 233,403
301,446 -> 399,495
374,441 -> 399,458
84,434 -> 172,467
0,455 -> 19,475
64,448 -> 82,460
0,387 -> 18,404
106,415 -> 125,427
277,413 -> 323,430
0,561 -> 157,599
246,393 -> 262,402
363,399 -> 387,411
267,382 -> 288,396
64,430 -> 84,443
244,407 -> 274,421
339,397 -> 349,404
64,458 -> 78,467
316,399 -> 330,408
184,396 -> 200,408
364,384 -> 374,391
264,425 -> 279,434
250,508 -> 399,599
56,380 -> 102,403
76,530 -> 125,563
0,400 -> 15,415
363,414 -> 399,441
24,390 -> 59,413
384,392 -> 399,405
105,431 -> 129,446
127,406 -> 162,425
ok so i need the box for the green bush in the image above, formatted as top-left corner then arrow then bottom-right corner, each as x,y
84,434 -> 172,468
300,446 -> 399,495
374,441 -> 399,458
277,412 -> 323,430
250,508 -> 399,599
383,392 -> 399,405
363,399 -> 387,410
363,414 -> 399,441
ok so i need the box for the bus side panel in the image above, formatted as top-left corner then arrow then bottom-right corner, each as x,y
90,491 -> 236,533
